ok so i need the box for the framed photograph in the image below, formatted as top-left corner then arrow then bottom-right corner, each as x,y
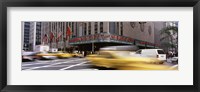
0,0 -> 199,92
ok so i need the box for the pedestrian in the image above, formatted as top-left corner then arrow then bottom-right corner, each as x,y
175,52 -> 178,57
168,51 -> 173,58
84,51 -> 87,57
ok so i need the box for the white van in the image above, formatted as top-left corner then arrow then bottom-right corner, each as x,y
133,49 -> 166,61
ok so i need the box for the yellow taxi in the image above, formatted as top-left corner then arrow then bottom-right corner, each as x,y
71,53 -> 84,58
86,51 -> 176,70
36,51 -> 72,59
54,51 -> 72,58
36,52 -> 57,59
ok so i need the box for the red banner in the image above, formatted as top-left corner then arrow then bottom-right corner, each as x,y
69,34 -> 134,43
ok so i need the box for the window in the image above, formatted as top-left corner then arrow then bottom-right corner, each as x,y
157,50 -> 165,54
100,22 -> 103,33
116,22 -> 119,34
69,22 -> 71,27
53,23 -> 55,30
120,22 -> 123,36
109,22 -> 115,34
71,22 -> 74,38
24,25 -> 30,28
94,22 -> 98,34
63,22 -> 65,32
88,23 -> 91,35
84,23 -> 87,35
135,50 -> 141,54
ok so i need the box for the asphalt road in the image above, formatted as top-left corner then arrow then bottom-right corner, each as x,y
22,58 -> 177,70
22,58 -> 97,70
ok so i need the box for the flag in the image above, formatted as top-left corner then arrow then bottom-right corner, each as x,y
50,31 -> 54,42
57,31 -> 62,39
56,38 -> 59,43
66,26 -> 72,39
56,31 -> 62,42
42,34 -> 48,43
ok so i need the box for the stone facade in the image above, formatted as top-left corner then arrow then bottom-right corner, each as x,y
40,22 -> 167,49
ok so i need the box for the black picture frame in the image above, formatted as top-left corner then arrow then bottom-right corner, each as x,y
0,0 -> 199,92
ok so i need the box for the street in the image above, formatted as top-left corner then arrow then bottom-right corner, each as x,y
22,58 -> 98,70
22,58 -> 177,70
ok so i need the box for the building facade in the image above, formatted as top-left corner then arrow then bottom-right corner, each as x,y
70,22 -> 157,52
41,22 -> 71,50
154,22 -> 166,48
22,22 -> 42,51
22,22 -> 31,51
29,22 -> 36,51
41,22 -> 164,52
29,22 -> 42,51
36,22 -> 42,45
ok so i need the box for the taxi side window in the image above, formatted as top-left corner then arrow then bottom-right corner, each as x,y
105,55 -> 114,59
99,52 -> 115,59
136,50 -> 141,54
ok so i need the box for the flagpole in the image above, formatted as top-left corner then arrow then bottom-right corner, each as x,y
42,34 -> 44,45
64,22 -> 66,53
61,27 -> 63,52
56,25 -> 58,49
67,22 -> 69,53
64,37 -> 66,53
50,31 -> 54,50
64,22 -> 68,53
64,22 -> 72,53
49,32 -> 51,49
50,32 -> 52,50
